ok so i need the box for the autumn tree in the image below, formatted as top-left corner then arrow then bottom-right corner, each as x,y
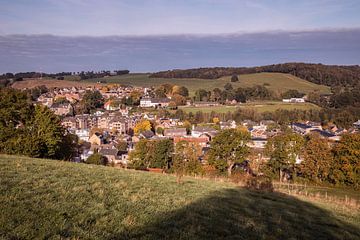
172,85 -> 189,97
299,134 -> 333,182
208,129 -> 250,176
134,119 -> 152,135
116,141 -> 128,152
265,133 -> 304,182
331,134 -> 360,188
173,141 -> 203,183
231,75 -> 239,82
78,90 -> 104,114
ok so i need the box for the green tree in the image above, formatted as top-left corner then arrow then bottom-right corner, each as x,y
231,75 -> 239,82
116,141 -> 128,152
299,134 -> 333,182
78,90 -> 104,114
266,133 -> 304,182
129,139 -> 150,169
194,89 -> 209,102
87,153 -> 108,165
208,129 -> 251,176
331,134 -> 360,188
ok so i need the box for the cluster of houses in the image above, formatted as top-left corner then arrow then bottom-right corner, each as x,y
34,86 -> 360,168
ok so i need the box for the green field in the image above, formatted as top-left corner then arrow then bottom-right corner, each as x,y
179,101 -> 321,113
1,155 -> 359,239
84,72 -> 331,96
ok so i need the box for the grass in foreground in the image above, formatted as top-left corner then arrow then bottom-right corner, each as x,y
179,101 -> 321,114
0,155 -> 359,239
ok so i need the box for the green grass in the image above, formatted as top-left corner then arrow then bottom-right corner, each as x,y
179,101 -> 321,114
1,155 -> 359,239
84,72 -> 331,96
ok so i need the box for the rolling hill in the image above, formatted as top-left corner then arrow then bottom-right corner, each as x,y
84,72 -> 331,96
0,155 -> 359,239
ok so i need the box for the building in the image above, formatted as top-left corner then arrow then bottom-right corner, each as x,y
140,98 -> 171,108
75,129 -> 90,142
191,126 -> 218,138
50,103 -> 73,116
282,98 -> 305,103
109,117 -> 128,134
173,136 -> 209,148
291,122 -> 322,135
164,128 -> 187,137
98,148 -> 118,163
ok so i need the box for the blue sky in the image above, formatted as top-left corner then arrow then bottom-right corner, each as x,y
1,0 -> 360,36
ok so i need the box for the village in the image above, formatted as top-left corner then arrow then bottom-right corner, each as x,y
34,85 -> 360,169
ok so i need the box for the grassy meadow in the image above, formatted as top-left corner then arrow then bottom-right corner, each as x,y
85,72 -> 331,96
0,155 -> 359,239
179,101 -> 321,114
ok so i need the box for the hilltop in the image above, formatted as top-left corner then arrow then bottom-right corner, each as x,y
1,155 -> 359,239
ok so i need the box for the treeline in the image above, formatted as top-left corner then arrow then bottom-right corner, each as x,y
150,62 -> 360,87
125,129 -> 359,188
79,70 -> 130,80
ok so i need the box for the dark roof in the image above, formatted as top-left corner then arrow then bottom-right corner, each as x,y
292,123 -> 312,129
140,130 -> 155,139
310,129 -> 336,138
99,148 -> 118,156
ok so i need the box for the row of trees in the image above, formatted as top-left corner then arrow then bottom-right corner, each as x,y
128,128 -> 359,188
0,88 -> 77,159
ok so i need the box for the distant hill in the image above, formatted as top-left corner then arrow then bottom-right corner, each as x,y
1,154 -> 359,239
150,63 -> 360,87
83,72 -> 331,96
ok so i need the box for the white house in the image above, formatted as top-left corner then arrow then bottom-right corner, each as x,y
140,98 -> 171,108
282,98 -> 305,103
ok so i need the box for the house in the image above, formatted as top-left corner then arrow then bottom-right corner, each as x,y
163,128 -> 187,137
173,136 -> 209,148
139,130 -> 155,139
109,117 -> 128,134
50,103 -> 73,116
291,122 -> 322,135
220,120 -> 236,130
247,137 -> 267,149
140,98 -> 171,108
89,133 -> 104,145
104,100 -> 121,111
75,129 -> 90,142
191,126 -> 218,138
62,117 -> 77,129
282,98 -> 305,103
310,129 -> 340,141
353,120 -> 360,129
99,148 -> 118,163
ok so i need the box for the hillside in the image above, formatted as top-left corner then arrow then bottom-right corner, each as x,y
11,78 -> 105,89
1,155 -> 359,239
84,72 -> 330,96
150,63 -> 360,87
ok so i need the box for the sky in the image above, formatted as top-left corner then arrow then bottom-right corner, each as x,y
1,0 -> 360,36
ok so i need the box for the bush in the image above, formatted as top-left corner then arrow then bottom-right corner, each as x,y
86,153 -> 108,166
246,176 -> 274,192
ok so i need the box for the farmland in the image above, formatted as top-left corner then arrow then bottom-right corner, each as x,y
0,155 -> 359,239
85,72 -> 331,96
179,101 -> 321,113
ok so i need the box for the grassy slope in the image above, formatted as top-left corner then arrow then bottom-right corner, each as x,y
85,72 -> 331,96
1,155 -> 359,239
179,101 -> 321,113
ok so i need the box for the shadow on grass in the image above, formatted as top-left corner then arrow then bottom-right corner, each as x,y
116,188 -> 359,240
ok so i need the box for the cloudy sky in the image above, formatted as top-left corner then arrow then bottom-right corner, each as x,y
1,0 -> 360,36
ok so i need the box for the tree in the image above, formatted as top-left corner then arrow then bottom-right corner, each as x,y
231,75 -> 239,82
266,133 -> 304,182
208,129 -> 251,176
194,89 -> 210,102
116,141 -> 128,152
281,89 -> 304,99
173,141 -> 203,183
299,134 -> 333,182
331,134 -> 360,188
172,85 -> 189,97
129,139 -> 173,170
87,153 -> 108,165
78,90 -> 104,114
134,120 -> 152,135
156,127 -> 164,135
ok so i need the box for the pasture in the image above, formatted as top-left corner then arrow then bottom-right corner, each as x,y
0,155 -> 358,239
